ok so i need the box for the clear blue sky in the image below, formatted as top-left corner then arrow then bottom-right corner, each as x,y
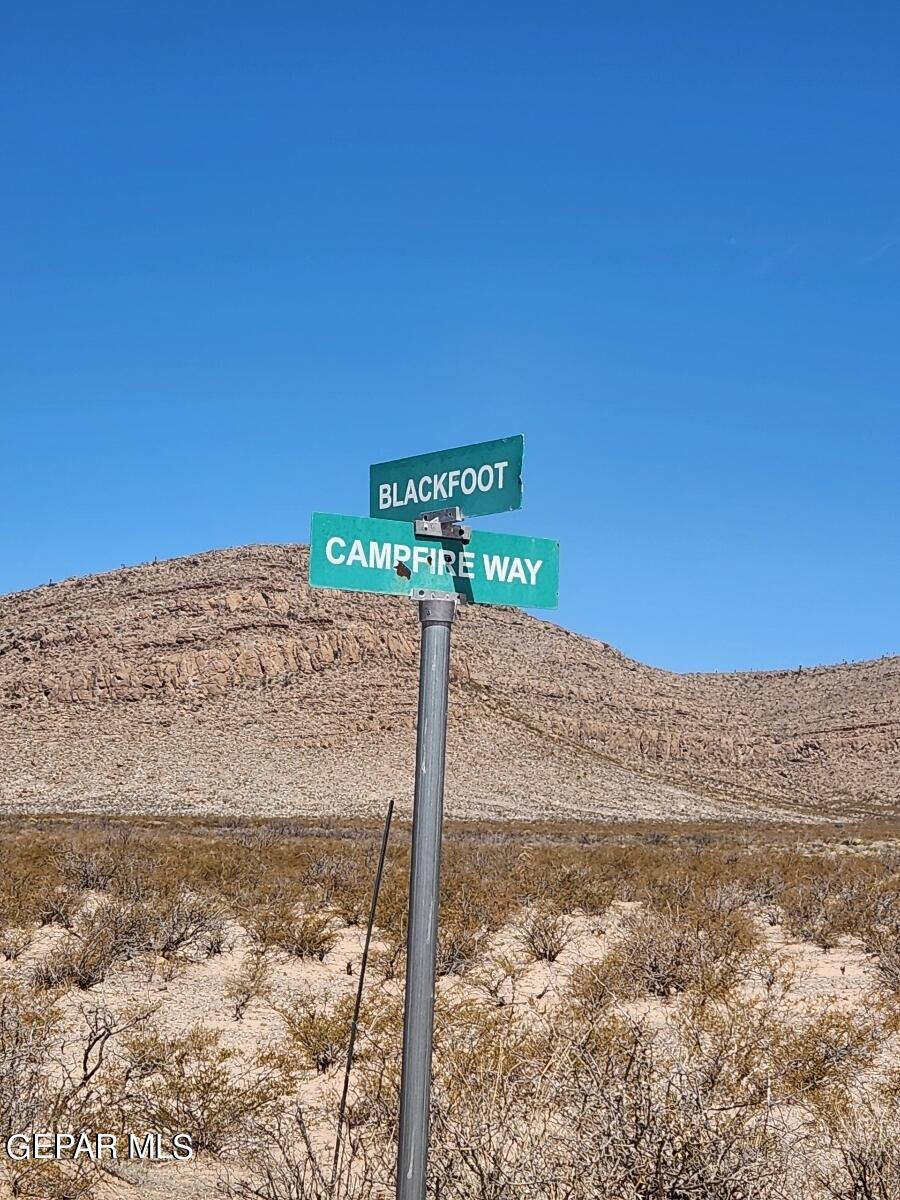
2,3 -> 897,672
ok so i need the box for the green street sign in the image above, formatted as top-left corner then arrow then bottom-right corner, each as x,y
369,434 -> 524,522
309,511 -> 558,609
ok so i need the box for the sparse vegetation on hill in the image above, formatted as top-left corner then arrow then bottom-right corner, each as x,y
2,545 -> 898,822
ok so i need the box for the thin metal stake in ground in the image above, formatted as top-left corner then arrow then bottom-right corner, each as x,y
396,594 -> 457,1200
330,797 -> 395,1199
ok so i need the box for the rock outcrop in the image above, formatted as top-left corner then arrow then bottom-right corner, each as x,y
1,545 -> 897,821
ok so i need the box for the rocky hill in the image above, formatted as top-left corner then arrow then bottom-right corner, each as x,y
1,545 -> 897,822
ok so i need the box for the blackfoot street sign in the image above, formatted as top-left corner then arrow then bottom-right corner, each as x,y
370,434 -> 524,522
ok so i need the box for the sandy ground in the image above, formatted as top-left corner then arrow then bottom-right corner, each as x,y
0,905 -> 881,1199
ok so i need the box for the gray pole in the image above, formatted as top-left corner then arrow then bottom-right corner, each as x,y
396,594 -> 457,1200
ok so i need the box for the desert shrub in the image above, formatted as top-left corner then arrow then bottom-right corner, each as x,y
780,859 -> 885,951
278,913 -> 336,962
818,1105 -> 900,1199
705,878 -> 759,916
519,905 -> 573,963
870,940 -> 900,992
33,886 -> 231,990
847,881 -> 900,992
730,862 -> 789,911
224,951 -> 273,1021
365,861 -> 410,980
347,992 -> 406,1132
427,1015 -> 559,1199
434,994 -> 551,1095
544,1013 -> 796,1200
31,898 -> 156,991
277,989 -> 354,1073
220,1103 -> 380,1200
249,900 -> 336,961
1,1158 -> 100,1199
0,869 -> 47,932
332,870 -> 373,927
0,995 -> 113,1191
435,849 -> 523,977
349,994 -> 555,1188
112,846 -> 169,896
179,838 -> 264,900
782,885 -> 846,949
114,1025 -> 297,1153
569,958 -> 619,1014
0,982 -> 61,1133
300,846 -> 369,914
512,844 -> 614,914
37,884 -> 80,931
468,953 -> 527,1008
0,927 -> 32,961
374,879 -> 495,979
436,901 -> 488,976
54,845 -> 118,892
774,1006 -> 886,1113
10,815 -> 900,1197
88,896 -> 158,952
537,860 -> 614,915
369,934 -> 405,982
32,934 -> 117,992
1,982 -> 144,1113
443,844 -> 519,926
202,920 -> 230,958
150,887 -> 228,959
673,990 -> 887,1124
571,903 -> 759,1007
375,844 -> 513,951
424,999 -> 801,1200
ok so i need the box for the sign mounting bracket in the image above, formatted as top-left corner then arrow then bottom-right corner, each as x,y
414,506 -> 471,543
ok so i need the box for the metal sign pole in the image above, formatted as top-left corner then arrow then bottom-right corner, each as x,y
395,593 -> 457,1200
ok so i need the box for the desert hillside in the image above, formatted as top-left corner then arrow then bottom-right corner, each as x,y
0,544 -> 897,821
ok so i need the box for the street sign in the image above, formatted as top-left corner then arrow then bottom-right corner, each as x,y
310,435 -> 558,1200
309,511 -> 558,609
369,434 -> 524,522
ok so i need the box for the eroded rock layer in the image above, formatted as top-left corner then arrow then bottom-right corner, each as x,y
1,545 -> 897,821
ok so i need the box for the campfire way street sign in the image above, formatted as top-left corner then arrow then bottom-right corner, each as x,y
309,511 -> 558,609
369,435 -> 524,522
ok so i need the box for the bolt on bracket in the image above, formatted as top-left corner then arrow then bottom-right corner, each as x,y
414,506 -> 471,542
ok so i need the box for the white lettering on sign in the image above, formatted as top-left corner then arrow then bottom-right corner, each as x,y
378,461 -> 510,511
328,536 -> 543,588
370,542 -> 392,569
347,540 -> 368,567
326,537 -> 346,564
482,554 -> 543,585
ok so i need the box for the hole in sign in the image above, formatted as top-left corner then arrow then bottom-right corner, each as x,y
396,562 -> 411,579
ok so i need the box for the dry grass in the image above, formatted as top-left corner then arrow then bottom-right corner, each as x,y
3,814 -> 900,1197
